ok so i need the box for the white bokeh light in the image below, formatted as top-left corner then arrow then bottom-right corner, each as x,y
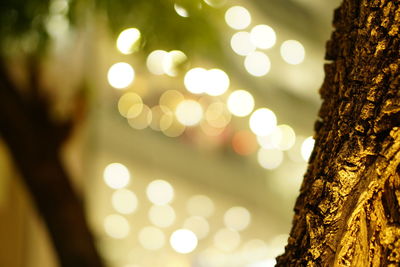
224,206 -> 251,231
244,51 -> 271,76
138,226 -> 165,250
146,50 -> 168,75
250,24 -> 276,49
301,136 -> 315,161
205,69 -> 230,96
184,68 -> 208,94
230,32 -> 256,56
116,28 -> 141,54
148,204 -> 176,228
280,40 -> 305,65
175,100 -> 203,126
249,108 -> 277,136
174,4 -> 189,17
107,62 -> 135,89
162,50 -> 187,77
270,124 -> 296,151
111,189 -> 138,214
257,148 -> 284,169
103,163 -> 130,189
227,90 -> 254,117
225,6 -> 251,30
214,228 -> 241,252
103,214 -> 130,239
146,180 -> 174,205
170,229 -> 198,254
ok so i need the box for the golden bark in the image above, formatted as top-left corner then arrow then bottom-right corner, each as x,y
277,0 -> 400,266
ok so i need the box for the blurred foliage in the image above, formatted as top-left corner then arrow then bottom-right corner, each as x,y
0,0 -> 225,59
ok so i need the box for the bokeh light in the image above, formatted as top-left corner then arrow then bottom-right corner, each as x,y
103,163 -> 130,189
250,25 -> 276,49
269,124 -> 296,151
162,119 -> 186,137
205,69 -> 230,96
257,148 -> 284,169
280,40 -> 305,65
174,4 -> 189,18
213,228 -> 241,252
230,32 -> 256,56
170,229 -> 198,254
225,6 -> 251,30
118,93 -> 143,118
107,62 -> 135,89
301,136 -> 315,161
160,90 -> 185,109
116,28 -> 141,54
187,195 -> 215,218
183,216 -> 210,240
227,90 -> 254,117
127,104 -> 152,129
146,180 -> 174,205
148,204 -> 176,228
184,68 -> 208,94
146,50 -> 168,75
111,189 -> 138,214
175,100 -> 203,126
150,105 -> 174,131
205,102 -> 231,128
223,206 -> 251,231
162,50 -> 187,77
249,108 -> 277,136
244,51 -> 271,76
138,226 -> 165,250
104,214 -> 130,239
232,130 -> 258,155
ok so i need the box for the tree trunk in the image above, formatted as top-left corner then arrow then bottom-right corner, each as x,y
277,0 -> 400,266
0,59 -> 104,267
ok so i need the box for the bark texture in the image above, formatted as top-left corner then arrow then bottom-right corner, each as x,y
277,0 -> 400,266
0,58 -> 104,267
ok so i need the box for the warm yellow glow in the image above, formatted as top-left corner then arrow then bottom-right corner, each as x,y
127,104 -> 152,129
150,105 -> 173,131
146,180 -> 174,205
160,90 -> 184,109
227,90 -> 254,117
270,124 -> 296,151
116,28 -> 141,54
225,6 -> 251,30
230,31 -> 256,56
118,93 -> 143,118
205,102 -> 231,128
301,136 -> 315,161
204,0 -> 227,7
148,204 -> 176,228
213,228 -> 241,252
107,62 -> 135,89
174,4 -> 189,17
162,119 -> 186,137
280,40 -> 305,65
46,14 -> 69,38
232,130 -> 258,156
205,69 -> 230,96
249,108 -> 277,136
175,100 -> 203,126
111,189 -> 138,214
170,229 -> 198,254
162,50 -> 188,77
244,51 -> 271,76
250,25 -> 276,49
183,216 -> 210,240
200,121 -> 226,137
103,214 -> 130,239
224,206 -> 251,231
138,226 -> 165,250
186,195 -> 215,218
146,50 -> 168,75
242,239 -> 269,261
257,148 -> 283,169
103,163 -> 130,189
184,68 -> 208,94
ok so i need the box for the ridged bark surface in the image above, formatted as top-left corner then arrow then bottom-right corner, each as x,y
277,0 -> 400,266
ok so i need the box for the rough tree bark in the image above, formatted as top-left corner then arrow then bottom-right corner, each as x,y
277,0 -> 400,266
0,58 -> 104,267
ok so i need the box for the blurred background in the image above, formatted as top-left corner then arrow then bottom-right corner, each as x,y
0,0 -> 340,266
